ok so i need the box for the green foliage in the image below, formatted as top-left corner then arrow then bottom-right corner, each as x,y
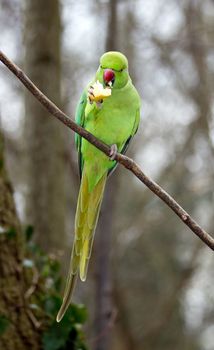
5,227 -> 16,239
25,225 -> 34,241
0,226 -> 16,238
42,298 -> 87,350
0,158 -> 4,171
25,230 -> 88,350
0,315 -> 10,336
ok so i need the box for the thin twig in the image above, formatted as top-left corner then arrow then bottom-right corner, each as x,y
26,309 -> 41,329
24,266 -> 40,300
0,50 -> 213,250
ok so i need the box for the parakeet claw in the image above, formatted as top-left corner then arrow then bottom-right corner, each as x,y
88,86 -> 95,104
109,144 -> 118,160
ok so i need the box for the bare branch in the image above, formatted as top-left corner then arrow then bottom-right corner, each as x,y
0,50 -> 213,250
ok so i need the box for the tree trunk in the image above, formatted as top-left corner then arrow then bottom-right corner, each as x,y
94,175 -> 119,350
105,0 -> 118,52
93,1 -> 119,349
0,133 -> 41,349
24,0 -> 67,252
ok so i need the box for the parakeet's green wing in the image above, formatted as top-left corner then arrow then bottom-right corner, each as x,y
75,90 -> 87,177
108,107 -> 140,176
131,107 -> 141,136
121,107 -> 140,151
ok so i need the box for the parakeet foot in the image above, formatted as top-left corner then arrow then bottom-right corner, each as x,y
88,86 -> 95,104
109,144 -> 118,160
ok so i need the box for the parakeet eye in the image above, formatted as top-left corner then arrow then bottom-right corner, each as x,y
113,68 -> 124,72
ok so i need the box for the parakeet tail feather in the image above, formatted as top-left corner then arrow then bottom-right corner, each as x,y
56,170 -> 107,322
56,273 -> 77,322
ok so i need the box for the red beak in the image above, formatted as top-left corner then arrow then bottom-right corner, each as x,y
103,69 -> 115,85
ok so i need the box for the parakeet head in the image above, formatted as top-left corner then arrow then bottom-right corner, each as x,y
96,51 -> 129,89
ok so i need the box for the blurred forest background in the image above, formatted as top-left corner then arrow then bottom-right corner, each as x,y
0,0 -> 214,349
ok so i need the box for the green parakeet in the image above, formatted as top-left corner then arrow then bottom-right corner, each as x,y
56,51 -> 141,322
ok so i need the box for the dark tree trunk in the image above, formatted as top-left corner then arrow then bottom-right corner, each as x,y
24,0 -> 67,253
94,175 -> 119,350
0,133 -> 41,350
105,0 -> 118,52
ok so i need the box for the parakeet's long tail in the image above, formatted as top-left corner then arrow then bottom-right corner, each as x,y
56,170 -> 107,322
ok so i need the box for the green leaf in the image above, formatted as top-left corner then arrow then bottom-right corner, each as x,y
42,317 -> 73,350
5,227 -> 16,239
0,158 -> 4,170
42,299 -> 88,350
25,225 -> 34,241
42,263 -> 51,277
49,258 -> 61,274
0,315 -> 10,336
42,326 -> 67,350
44,295 -> 62,317
68,304 -> 87,324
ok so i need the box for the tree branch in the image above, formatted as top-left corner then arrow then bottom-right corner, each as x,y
0,50 -> 213,250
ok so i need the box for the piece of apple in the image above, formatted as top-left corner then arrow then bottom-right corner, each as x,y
88,81 -> 111,102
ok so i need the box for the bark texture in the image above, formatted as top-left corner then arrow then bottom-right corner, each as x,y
24,0 -> 67,252
0,134 -> 41,349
